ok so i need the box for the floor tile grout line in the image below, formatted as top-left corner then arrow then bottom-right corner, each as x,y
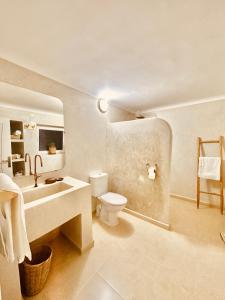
97,271 -> 126,300
75,271 -> 100,298
75,271 -> 125,300
74,248 -> 116,297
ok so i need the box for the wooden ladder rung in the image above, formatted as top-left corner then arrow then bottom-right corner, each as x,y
200,140 -> 220,144
200,191 -> 221,196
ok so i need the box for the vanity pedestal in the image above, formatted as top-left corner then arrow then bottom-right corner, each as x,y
0,256 -> 22,300
23,177 -> 94,253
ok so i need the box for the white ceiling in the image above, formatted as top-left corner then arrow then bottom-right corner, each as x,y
0,82 -> 63,114
0,0 -> 224,113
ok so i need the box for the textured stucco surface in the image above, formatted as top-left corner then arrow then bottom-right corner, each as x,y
106,118 -> 172,224
0,1 -> 225,112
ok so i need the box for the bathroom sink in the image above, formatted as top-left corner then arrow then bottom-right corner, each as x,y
23,181 -> 73,204
21,176 -> 93,252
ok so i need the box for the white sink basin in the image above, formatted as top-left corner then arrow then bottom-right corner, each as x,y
23,181 -> 72,204
21,176 -> 93,252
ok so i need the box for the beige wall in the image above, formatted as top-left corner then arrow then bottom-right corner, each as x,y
155,100 -> 225,205
0,58 -> 131,182
0,105 -> 64,127
106,118 -> 172,225
0,58 -> 132,300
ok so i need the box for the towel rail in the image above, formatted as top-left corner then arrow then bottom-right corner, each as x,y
197,136 -> 224,214
199,140 -> 220,144
200,191 -> 221,196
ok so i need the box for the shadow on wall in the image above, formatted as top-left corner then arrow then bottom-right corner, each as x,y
106,105 -> 135,123
106,118 -> 172,225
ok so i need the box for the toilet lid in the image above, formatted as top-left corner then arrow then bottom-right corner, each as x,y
99,192 -> 127,206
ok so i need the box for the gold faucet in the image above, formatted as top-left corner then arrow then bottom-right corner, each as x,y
34,154 -> 43,187
25,153 -> 33,175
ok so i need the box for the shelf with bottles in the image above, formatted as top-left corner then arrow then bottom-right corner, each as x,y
10,120 -> 25,177
12,160 -> 25,177
10,120 -> 24,140
11,139 -> 24,143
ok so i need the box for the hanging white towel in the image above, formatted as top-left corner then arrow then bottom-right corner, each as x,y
198,157 -> 221,181
0,173 -> 31,263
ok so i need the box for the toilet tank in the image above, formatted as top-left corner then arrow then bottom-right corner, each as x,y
89,172 -> 108,197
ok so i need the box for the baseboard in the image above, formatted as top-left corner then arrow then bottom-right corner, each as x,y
170,193 -> 219,208
123,208 -> 170,230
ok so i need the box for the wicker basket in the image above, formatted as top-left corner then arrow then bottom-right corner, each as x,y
19,245 -> 52,297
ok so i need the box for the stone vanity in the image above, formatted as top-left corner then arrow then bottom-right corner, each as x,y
0,176 -> 93,300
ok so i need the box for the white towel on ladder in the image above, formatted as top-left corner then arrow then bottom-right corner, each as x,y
198,157 -> 221,181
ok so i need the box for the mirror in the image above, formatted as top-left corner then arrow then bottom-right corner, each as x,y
0,82 -> 64,177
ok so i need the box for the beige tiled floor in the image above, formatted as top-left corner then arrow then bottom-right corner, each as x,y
25,197 -> 225,300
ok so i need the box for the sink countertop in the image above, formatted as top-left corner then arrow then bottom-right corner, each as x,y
22,176 -> 90,209
22,176 -> 90,192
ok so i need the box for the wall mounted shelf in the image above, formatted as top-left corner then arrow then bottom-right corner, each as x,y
10,120 -> 25,176
11,139 -> 24,143
12,158 -> 25,163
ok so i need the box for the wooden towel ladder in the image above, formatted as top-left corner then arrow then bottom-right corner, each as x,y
197,136 -> 224,214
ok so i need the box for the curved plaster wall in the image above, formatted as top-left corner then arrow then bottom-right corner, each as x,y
106,118 -> 172,225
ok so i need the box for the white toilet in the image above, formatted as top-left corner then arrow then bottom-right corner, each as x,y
89,172 -> 127,226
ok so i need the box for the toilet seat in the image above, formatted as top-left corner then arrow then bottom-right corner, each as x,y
99,192 -> 127,206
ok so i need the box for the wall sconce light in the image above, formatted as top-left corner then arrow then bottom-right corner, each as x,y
97,98 -> 108,113
24,114 -> 37,130
24,121 -> 37,130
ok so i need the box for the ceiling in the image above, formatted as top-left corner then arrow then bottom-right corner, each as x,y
0,0 -> 224,113
0,82 -> 63,114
